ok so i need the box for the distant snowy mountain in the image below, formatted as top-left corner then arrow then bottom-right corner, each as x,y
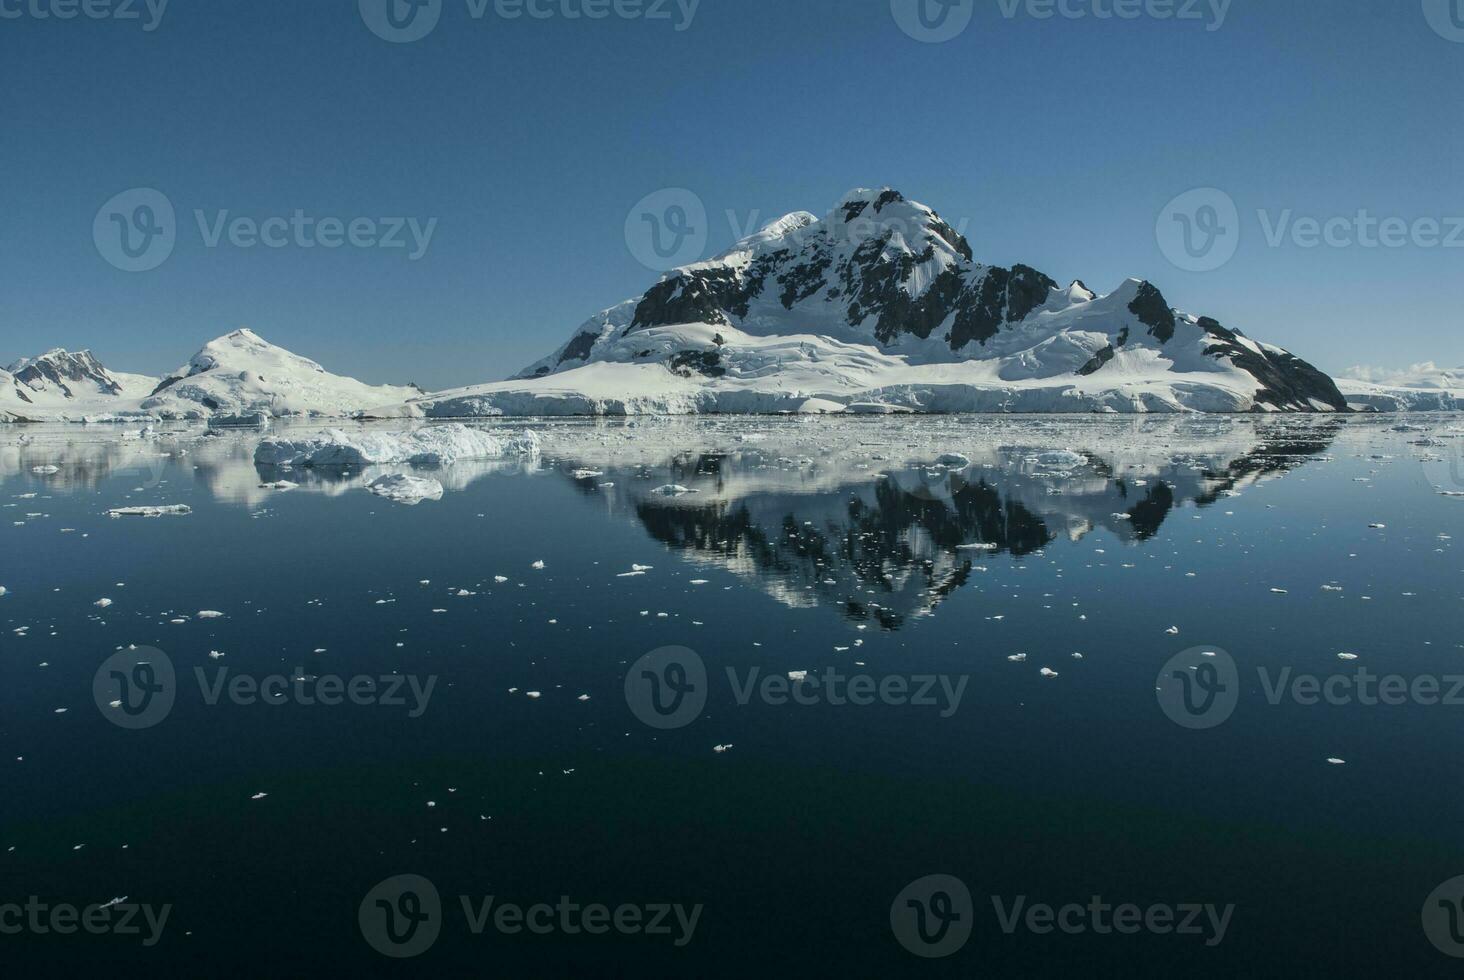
1335,363 -> 1462,411
407,187 -> 1352,416
143,329 -> 421,420
1,330 -> 418,422
1,349 -> 157,420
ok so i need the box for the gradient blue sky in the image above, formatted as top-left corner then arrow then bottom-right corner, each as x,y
2,0 -> 1460,388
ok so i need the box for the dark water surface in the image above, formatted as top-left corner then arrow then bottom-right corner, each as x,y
1,415 -> 1461,976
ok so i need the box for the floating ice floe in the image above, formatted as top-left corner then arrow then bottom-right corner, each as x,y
107,505 -> 192,518
1039,668 -> 1059,678
651,485 -> 698,496
366,473 -> 444,505
713,744 -> 733,753
258,480 -> 298,491
94,598 -> 113,608
254,423 -> 541,467
788,670 -> 809,682
1032,450 -> 1087,470
31,465 -> 59,474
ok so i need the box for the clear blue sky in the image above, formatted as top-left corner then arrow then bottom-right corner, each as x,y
2,0 -> 1460,388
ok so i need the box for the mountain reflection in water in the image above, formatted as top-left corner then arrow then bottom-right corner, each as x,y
554,421 -> 1340,629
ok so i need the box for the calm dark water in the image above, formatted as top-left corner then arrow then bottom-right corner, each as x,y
0,415 -> 1461,976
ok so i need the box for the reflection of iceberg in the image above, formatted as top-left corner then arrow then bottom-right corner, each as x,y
553,417 -> 1340,629
0,424 -> 194,491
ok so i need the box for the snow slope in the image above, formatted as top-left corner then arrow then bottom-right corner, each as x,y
143,329 -> 421,420
402,188 -> 1352,417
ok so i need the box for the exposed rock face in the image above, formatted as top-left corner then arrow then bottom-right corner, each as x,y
8,349 -> 124,398
511,187 -> 1349,413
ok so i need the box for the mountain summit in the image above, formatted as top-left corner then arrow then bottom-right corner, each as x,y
418,187 -> 1349,416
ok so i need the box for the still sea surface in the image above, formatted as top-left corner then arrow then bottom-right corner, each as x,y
1,415 -> 1461,976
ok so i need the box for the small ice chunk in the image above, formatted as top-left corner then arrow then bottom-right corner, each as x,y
367,473 -> 444,505
94,598 -> 113,608
107,505 -> 191,518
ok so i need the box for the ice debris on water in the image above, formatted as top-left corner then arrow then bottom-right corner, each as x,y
107,505 -> 192,518
254,424 -> 540,467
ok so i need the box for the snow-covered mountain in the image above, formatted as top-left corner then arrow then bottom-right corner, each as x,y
1335,362 -> 1462,412
406,187 -> 1352,417
143,329 -> 421,420
1,330 -> 418,422
1,349 -> 158,420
